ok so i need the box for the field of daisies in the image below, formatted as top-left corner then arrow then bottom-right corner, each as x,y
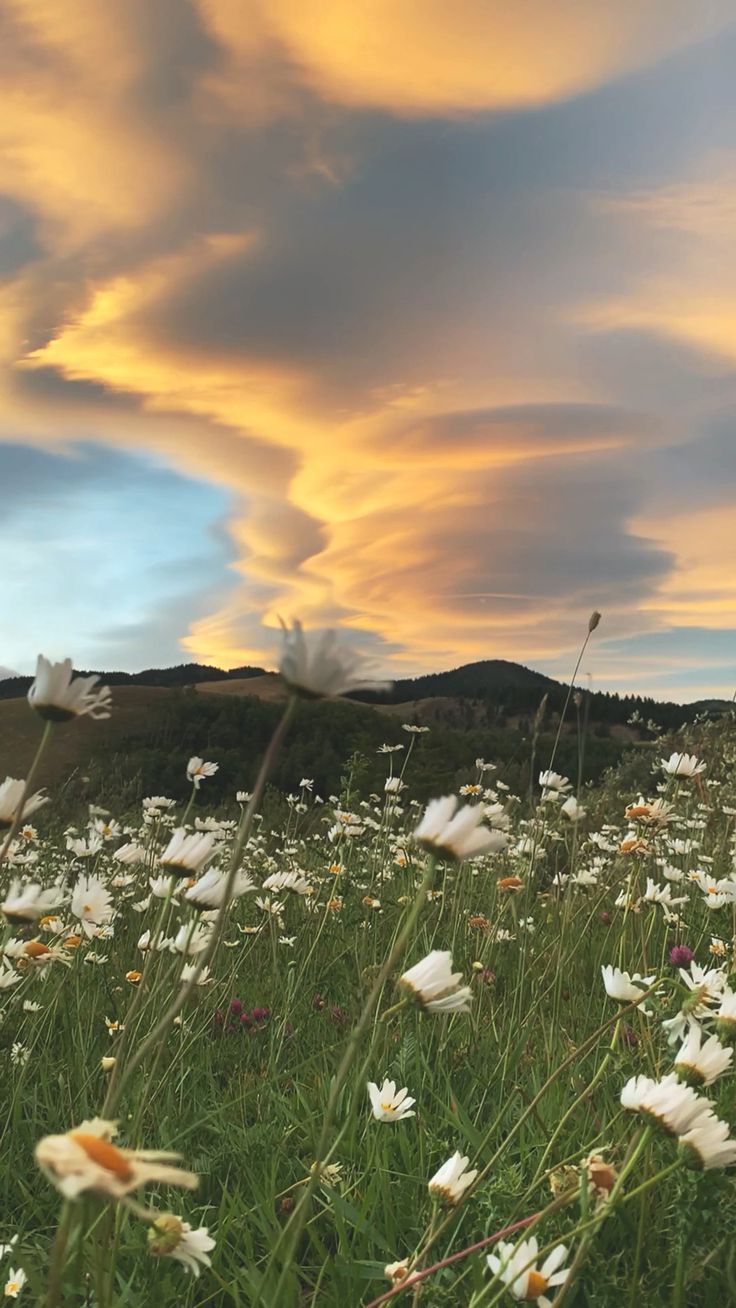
1,622 -> 735,1306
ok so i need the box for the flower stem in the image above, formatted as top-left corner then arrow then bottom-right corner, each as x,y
0,720 -> 53,870
102,695 -> 296,1112
266,853 -> 439,1300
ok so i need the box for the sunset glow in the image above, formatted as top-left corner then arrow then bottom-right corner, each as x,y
3,1 -> 736,699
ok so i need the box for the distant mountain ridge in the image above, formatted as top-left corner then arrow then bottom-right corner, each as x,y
0,656 -> 728,732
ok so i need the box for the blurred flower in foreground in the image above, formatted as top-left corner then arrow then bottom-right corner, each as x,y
279,619 -> 391,699
1,879 -> 63,923
0,778 -> 48,830
28,656 -> 111,722
413,797 -> 506,861
35,1118 -> 197,1198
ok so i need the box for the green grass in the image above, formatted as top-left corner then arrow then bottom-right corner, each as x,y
0,706 -> 735,1306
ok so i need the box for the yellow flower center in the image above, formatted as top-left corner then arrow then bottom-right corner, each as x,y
380,1102 -> 394,1112
525,1270 -> 548,1298
69,1132 -> 134,1181
6,1280 -> 19,1294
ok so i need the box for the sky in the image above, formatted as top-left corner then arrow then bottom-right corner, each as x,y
2,1 -> 736,701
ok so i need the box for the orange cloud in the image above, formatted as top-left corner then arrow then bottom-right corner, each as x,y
200,0 -> 735,116
1,0 -> 735,689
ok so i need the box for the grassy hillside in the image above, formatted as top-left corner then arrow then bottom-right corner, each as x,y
0,677 -> 650,823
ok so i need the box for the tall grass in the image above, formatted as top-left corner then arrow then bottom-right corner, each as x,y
0,667 -> 734,1306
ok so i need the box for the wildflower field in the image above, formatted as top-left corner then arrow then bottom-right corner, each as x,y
1,628 -> 736,1306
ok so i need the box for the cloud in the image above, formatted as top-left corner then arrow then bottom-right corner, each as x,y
203,1 -> 736,117
0,3 -> 735,691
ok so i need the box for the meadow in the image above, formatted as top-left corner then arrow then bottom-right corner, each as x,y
0,626 -> 735,1306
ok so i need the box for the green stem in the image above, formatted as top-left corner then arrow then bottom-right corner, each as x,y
105,696 -> 297,1111
44,1199 -> 73,1308
0,720 -> 54,869
267,853 -> 439,1301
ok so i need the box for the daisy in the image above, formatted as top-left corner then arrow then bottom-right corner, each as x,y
427,1151 -> 477,1204
487,1237 -> 569,1306
539,771 -> 572,796
678,1115 -> 736,1170
1,880 -> 64,923
0,778 -> 48,830
70,875 -> 113,938
185,868 -> 255,910
715,990 -> 736,1043
413,797 -> 506,861
173,924 -> 212,957
661,753 -> 706,778
159,830 -> 216,878
601,966 -> 655,1008
674,1028 -> 732,1087
398,951 -> 472,1014
113,843 -> 147,865
186,758 -> 219,789
278,619 -> 391,699
561,796 -> 586,822
620,1073 -> 713,1136
27,656 -> 111,722
367,1079 -> 416,1122
35,1118 -> 197,1199
148,1215 -> 215,1276
3,1267 -> 26,1299
261,870 -> 311,896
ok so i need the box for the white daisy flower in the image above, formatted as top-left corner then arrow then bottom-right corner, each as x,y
278,619 -> 391,699
185,868 -> 255,910
159,830 -> 216,878
675,1027 -> 733,1087
0,778 -> 48,830
1,880 -> 64,923
27,657 -> 111,722
367,1079 -> 416,1122
148,1215 -> 215,1276
678,1114 -> 736,1170
601,966 -> 655,1008
661,753 -> 706,778
413,797 -> 507,861
35,1118 -> 197,1199
186,758 -> 219,789
70,875 -> 113,938
487,1236 -> 570,1305
398,950 -> 472,1014
427,1151 -> 477,1204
